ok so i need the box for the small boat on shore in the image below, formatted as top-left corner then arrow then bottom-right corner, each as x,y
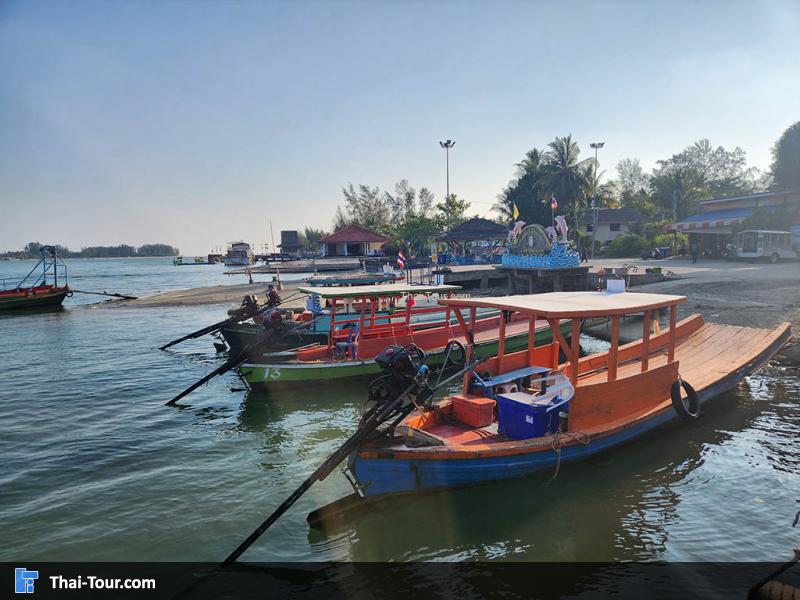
224,242 -> 255,266
238,283 -> 570,390
303,271 -> 403,287
333,291 -> 790,501
0,246 -> 70,311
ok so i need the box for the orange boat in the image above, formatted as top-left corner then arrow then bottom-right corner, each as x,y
342,291 -> 791,498
0,246 -> 70,311
240,283 -> 570,390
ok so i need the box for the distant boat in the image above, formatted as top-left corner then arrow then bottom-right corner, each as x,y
0,246 -> 70,311
173,255 -> 221,266
224,242 -> 255,266
303,271 -> 403,287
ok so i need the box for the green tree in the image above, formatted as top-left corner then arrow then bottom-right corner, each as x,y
770,121 -> 800,192
436,193 -> 471,230
541,135 -> 593,236
394,213 -> 440,256
493,147 -> 552,226
300,227 -> 326,253
650,139 -> 758,219
615,158 -> 655,215
340,183 -> 391,233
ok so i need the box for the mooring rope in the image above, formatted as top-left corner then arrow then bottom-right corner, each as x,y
546,431 -> 591,485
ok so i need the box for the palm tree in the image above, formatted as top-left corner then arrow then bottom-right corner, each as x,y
493,147 -> 551,224
542,135 -> 593,237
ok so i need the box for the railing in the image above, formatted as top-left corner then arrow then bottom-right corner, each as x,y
1,259 -> 68,291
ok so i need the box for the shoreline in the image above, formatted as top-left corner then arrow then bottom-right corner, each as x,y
96,257 -> 800,335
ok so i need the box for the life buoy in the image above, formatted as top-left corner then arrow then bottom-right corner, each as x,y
671,379 -> 699,419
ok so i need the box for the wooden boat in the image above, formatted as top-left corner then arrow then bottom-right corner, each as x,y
221,284 -> 481,355
239,283 -> 570,390
0,246 -> 70,311
340,291 -> 790,499
303,271 -> 403,287
220,283 -> 459,354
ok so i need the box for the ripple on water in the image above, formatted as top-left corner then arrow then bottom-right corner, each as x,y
1,272 -> 798,562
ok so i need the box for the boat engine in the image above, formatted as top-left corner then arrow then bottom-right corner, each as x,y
366,344 -> 432,417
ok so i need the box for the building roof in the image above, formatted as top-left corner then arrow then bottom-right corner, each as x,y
439,291 -> 686,319
318,224 -> 389,244
583,208 -> 646,225
665,207 -> 753,232
700,190 -> 797,206
438,217 -> 508,242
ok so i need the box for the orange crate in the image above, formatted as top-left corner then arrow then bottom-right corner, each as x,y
452,394 -> 495,428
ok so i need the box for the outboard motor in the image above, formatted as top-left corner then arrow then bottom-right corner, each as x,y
367,344 -> 431,417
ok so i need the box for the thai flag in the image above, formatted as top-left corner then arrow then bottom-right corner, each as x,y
396,251 -> 406,270
550,196 -> 558,209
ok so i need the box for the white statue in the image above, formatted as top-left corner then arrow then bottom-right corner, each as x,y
545,226 -> 558,244
507,220 -> 526,243
554,215 -> 568,244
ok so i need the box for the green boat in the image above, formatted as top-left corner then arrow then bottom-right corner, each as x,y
239,316 -> 569,391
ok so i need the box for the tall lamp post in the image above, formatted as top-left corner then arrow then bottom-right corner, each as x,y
439,140 -> 455,232
589,141 -> 605,259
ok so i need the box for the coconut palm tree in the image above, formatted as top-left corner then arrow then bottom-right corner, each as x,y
542,135 -> 594,236
493,147 -> 552,224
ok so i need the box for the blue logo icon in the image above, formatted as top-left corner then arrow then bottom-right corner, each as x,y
15,568 -> 38,594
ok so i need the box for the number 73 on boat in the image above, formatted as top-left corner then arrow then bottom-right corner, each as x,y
338,291 -> 791,500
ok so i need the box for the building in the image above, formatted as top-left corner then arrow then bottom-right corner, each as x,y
437,217 -> 509,264
584,208 -> 646,243
318,224 -> 389,257
665,190 -> 800,255
279,230 -> 300,256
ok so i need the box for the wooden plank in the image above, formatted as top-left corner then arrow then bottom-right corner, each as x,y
571,319 -> 581,385
548,318 -> 572,363
641,310 -> 650,372
528,314 -> 536,364
497,313 -> 506,371
608,315 -> 620,381
440,291 -> 686,319
668,304 -> 677,362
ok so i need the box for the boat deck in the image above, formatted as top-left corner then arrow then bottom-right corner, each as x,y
381,319 -> 791,453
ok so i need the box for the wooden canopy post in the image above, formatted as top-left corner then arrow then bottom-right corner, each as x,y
497,311 -> 507,371
608,315 -> 620,381
528,314 -> 536,365
328,296 -> 338,350
667,303 -> 677,362
358,298 -> 366,332
369,298 -> 376,328
641,310 -> 651,372
570,318 -> 581,384
547,317 -> 576,383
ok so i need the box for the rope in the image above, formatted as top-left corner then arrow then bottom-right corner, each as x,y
546,431 -> 591,486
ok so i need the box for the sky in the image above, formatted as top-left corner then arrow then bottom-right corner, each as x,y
1,0 -> 799,255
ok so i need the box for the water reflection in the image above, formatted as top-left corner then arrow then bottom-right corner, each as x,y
301,371 -> 798,562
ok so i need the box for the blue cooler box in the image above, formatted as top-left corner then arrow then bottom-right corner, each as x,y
496,392 -> 561,440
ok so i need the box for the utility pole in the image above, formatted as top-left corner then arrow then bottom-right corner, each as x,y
672,189 -> 678,253
589,142 -> 605,258
439,140 -> 455,232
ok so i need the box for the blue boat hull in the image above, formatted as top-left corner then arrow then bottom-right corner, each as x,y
349,327 -> 789,498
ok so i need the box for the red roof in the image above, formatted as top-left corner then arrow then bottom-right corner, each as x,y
318,224 -> 389,244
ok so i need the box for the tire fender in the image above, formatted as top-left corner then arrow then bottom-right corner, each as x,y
671,379 -> 699,419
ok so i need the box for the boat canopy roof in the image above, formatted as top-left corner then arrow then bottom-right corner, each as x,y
298,282 -> 461,299
439,291 -> 686,318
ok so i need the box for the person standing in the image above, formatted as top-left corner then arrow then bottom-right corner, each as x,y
689,240 -> 699,264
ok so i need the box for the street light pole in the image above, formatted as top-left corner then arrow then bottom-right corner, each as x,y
589,141 -> 605,259
439,140 -> 455,232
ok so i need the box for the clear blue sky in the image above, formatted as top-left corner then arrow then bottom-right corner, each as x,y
1,0 -> 798,254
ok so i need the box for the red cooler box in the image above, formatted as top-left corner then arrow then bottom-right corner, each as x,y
452,394 -> 495,427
